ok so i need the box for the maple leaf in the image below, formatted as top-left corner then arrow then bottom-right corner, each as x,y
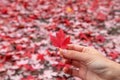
1,8 -> 8,14
95,35 -> 105,42
50,29 -> 70,49
37,54 -> 45,61
16,45 -> 23,51
64,19 -> 71,27
23,64 -> 34,71
52,62 -> 70,71
109,51 -> 120,60
96,12 -> 107,21
79,32 -> 92,42
0,63 -> 4,68
90,0 -> 99,11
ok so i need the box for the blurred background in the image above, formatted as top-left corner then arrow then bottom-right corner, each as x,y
0,0 -> 120,80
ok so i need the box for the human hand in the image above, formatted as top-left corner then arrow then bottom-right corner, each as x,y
59,44 -> 120,80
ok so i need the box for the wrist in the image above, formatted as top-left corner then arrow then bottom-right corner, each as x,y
107,61 -> 120,80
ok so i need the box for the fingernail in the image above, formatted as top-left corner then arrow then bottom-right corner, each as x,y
63,67 -> 69,73
59,48 -> 63,57
67,44 -> 70,48
60,49 -> 67,54
67,44 -> 70,46
59,49 -> 67,57
67,44 -> 72,49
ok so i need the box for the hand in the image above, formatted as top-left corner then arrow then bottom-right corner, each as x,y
59,44 -> 120,80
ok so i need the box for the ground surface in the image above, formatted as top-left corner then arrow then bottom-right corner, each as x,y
0,0 -> 120,80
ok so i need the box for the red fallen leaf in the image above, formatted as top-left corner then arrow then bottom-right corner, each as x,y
64,19 -> 71,27
1,8 -> 8,14
79,32 -> 92,42
80,6 -> 87,12
46,50 -> 52,56
95,35 -> 105,42
47,50 -> 60,57
53,62 -> 70,71
4,54 -> 13,62
46,50 -> 56,56
46,24 -> 57,30
96,12 -> 107,21
0,63 -> 4,68
16,45 -> 23,51
24,51 -> 32,58
79,0 -> 86,4
0,54 -> 13,63
23,64 -> 34,71
84,16 -> 91,23
22,2 -> 29,8
90,0 -> 99,11
50,29 -> 70,49
37,54 -> 45,61
29,48 -> 35,53
115,17 -> 120,22
109,51 -> 120,60
23,48 -> 35,58
29,14 -> 38,19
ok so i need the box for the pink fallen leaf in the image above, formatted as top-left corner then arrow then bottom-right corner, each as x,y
96,12 -> 107,21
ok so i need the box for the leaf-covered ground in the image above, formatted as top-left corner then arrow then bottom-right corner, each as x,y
0,0 -> 120,80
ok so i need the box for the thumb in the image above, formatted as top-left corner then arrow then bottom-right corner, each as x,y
59,49 -> 88,62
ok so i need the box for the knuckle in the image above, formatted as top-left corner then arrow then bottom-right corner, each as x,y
68,50 -> 73,55
87,47 -> 94,50
72,44 -> 75,49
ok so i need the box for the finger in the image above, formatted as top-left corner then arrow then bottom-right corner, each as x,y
63,64 -> 87,80
71,61 -> 80,68
67,44 -> 85,52
60,49 -> 87,62
65,59 -> 80,68
63,67 -> 80,77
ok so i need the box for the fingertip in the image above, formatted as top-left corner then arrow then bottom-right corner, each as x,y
63,67 -> 69,73
67,44 -> 73,49
59,49 -> 83,61
60,52 -> 64,58
67,44 -> 85,52
59,48 -> 63,57
59,49 -> 67,56
64,59 -> 70,64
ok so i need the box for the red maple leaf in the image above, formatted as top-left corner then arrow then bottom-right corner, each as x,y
96,12 -> 107,21
50,29 -> 70,49
37,54 -> 45,61
95,35 -> 105,42
90,0 -> 99,11
109,51 -> 120,60
22,64 -> 34,71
